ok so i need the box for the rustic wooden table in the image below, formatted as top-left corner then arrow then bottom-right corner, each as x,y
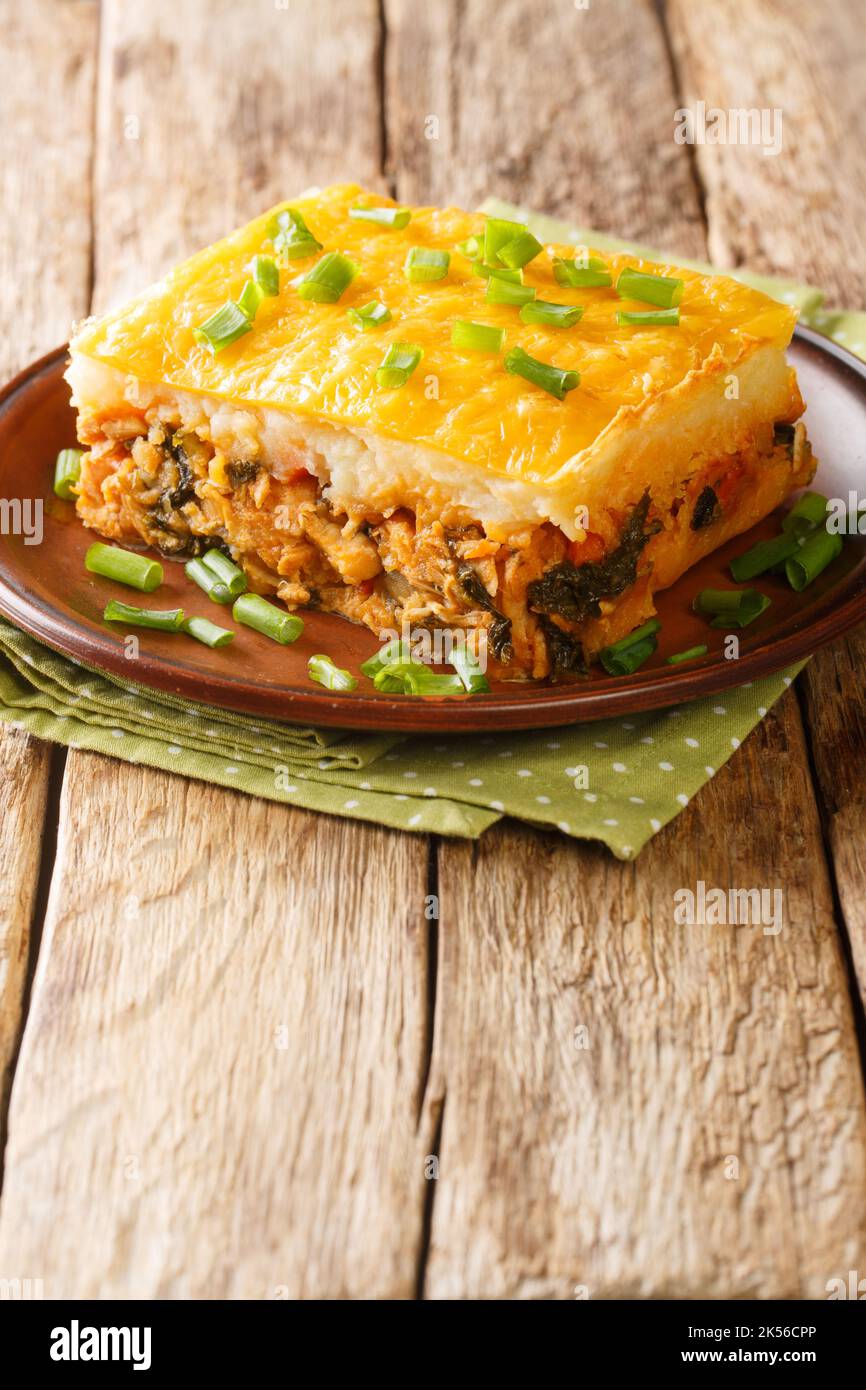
1,0 -> 865,1300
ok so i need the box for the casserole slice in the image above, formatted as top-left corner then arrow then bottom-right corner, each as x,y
67,183 -> 814,678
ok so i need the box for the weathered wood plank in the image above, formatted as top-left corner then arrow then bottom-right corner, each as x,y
385,0 -> 707,257
0,756 -> 431,1297
0,0 -> 432,1297
666,0 -> 866,1040
427,698 -> 866,1298
0,0 -> 97,1145
384,0 -> 866,1297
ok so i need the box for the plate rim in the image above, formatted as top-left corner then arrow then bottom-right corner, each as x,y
0,326 -> 864,734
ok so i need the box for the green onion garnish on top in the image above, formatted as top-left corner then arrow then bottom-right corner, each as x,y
693,588 -> 771,628
349,204 -> 411,229
296,251 -> 359,303
782,490 -> 829,536
598,620 -> 661,675
376,342 -> 423,388
553,255 -> 612,288
193,300 -> 253,353
729,531 -> 801,583
85,542 -> 163,593
404,247 -> 450,282
485,276 -> 536,307
182,615 -> 235,648
237,279 -> 264,320
269,207 -> 322,262
103,599 -> 185,632
347,300 -> 392,331
615,266 -> 684,308
616,307 -> 681,326
497,229 -> 543,270
784,528 -> 843,591
53,447 -> 83,500
201,549 -> 247,598
249,254 -> 280,297
185,557 -> 232,605
666,644 -> 708,665
471,262 -> 524,283
455,235 -> 481,258
451,320 -> 505,353
232,593 -> 304,644
519,300 -> 584,328
483,217 -> 526,268
504,346 -> 579,400
308,653 -> 358,691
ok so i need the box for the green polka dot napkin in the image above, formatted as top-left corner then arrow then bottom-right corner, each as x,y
1,206 -> 862,858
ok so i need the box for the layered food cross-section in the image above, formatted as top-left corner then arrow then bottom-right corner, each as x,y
67,183 -> 815,679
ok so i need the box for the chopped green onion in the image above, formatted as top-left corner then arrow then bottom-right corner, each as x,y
347,299 -> 392,331
182,616 -> 234,648
599,636 -> 657,676
373,660 -> 464,696
201,549 -> 247,598
598,618 -> 661,672
193,301 -> 252,353
451,320 -> 505,353
404,247 -> 450,282
237,279 -> 264,320
616,308 -> 680,326
666,644 -> 708,665
449,644 -> 490,693
485,277 -> 536,307
376,342 -> 423,388
483,217 -> 526,268
455,235 -> 481,258
250,254 -> 280,296
184,557 -> 232,605
308,653 -> 358,691
782,490 -> 829,536
349,204 -> 411,229
360,638 -> 413,678
729,532 -> 801,582
504,346 -> 579,400
553,255 -> 612,288
615,266 -> 684,308
497,230 -> 543,270
471,262 -> 524,283
85,542 -> 163,592
232,593 -> 304,644
269,207 -> 322,262
103,599 -> 184,631
296,251 -> 358,303
693,588 -> 771,628
784,529 -> 843,591
53,447 -> 83,500
519,300 -> 584,328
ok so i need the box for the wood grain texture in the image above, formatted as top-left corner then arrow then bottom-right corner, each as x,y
0,0 -> 433,1297
0,756 -> 432,1297
0,0 -> 96,1140
666,0 -> 866,1045
426,695 -> 866,1299
666,0 -> 866,303
385,0 -> 707,257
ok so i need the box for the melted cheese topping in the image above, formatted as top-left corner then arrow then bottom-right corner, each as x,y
72,182 -> 798,487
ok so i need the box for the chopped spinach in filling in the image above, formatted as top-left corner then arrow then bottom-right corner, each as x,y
690,484 -> 719,531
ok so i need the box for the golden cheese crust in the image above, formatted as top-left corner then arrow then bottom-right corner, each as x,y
70,182 -> 800,496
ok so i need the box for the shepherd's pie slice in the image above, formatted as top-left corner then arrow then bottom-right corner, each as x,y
66,182 -> 814,678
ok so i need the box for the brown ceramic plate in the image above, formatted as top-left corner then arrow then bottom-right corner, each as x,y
0,326 -> 864,733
